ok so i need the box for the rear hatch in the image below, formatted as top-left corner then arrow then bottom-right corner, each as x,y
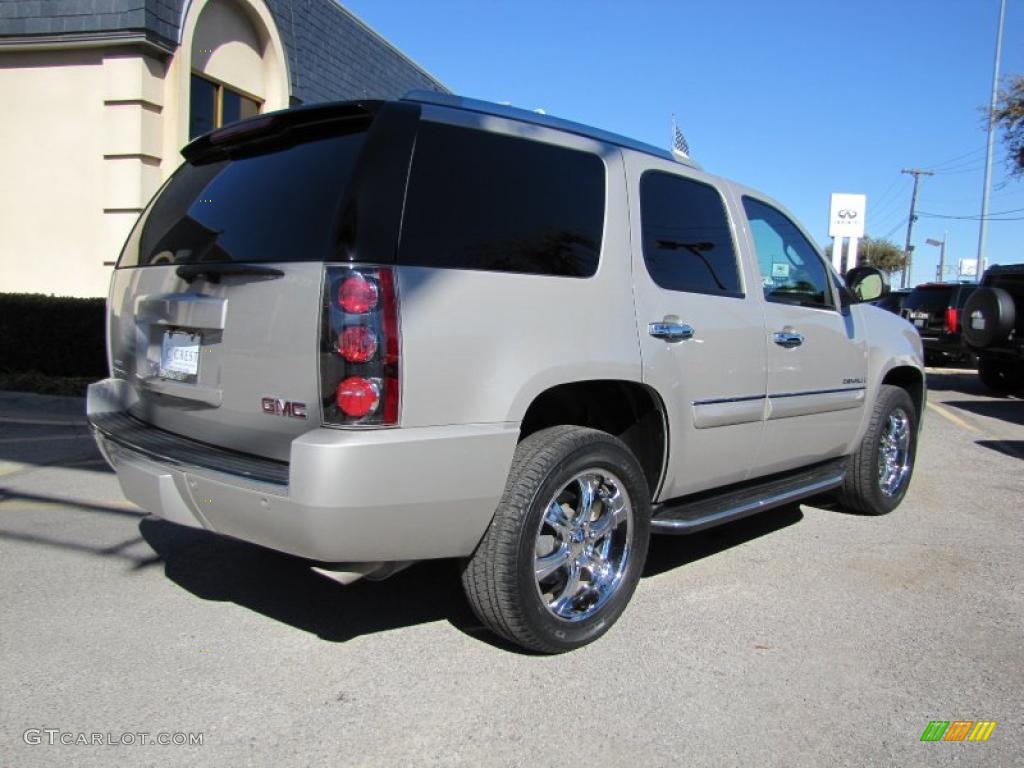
903,285 -> 957,337
107,101 -> 417,461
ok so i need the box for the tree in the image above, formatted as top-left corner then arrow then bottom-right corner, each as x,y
993,74 -> 1024,176
824,236 -> 906,274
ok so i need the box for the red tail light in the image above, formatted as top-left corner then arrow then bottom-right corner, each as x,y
338,326 -> 378,363
945,307 -> 959,334
336,376 -> 380,418
321,266 -> 400,426
338,274 -> 379,314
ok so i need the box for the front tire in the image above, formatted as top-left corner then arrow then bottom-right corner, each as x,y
837,385 -> 918,515
462,426 -> 651,653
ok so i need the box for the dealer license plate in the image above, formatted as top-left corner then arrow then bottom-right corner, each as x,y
160,331 -> 200,380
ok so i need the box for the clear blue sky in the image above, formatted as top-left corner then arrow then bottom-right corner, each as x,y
345,0 -> 1023,283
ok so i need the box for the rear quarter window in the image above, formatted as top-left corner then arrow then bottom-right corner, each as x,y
397,121 -> 605,277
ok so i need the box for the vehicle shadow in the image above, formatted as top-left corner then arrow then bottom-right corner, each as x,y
644,504 -> 804,577
924,370 -> 989,397
976,440 -> 1024,460
137,505 -> 805,651
946,399 -> 1024,426
138,518 -> 487,645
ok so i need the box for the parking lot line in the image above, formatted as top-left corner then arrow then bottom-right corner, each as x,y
926,401 -> 982,434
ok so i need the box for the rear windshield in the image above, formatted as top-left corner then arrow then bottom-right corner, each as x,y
118,120 -> 369,267
903,286 -> 954,312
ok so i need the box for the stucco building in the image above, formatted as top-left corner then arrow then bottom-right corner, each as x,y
0,0 -> 446,296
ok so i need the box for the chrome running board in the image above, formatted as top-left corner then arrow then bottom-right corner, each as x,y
650,458 -> 846,534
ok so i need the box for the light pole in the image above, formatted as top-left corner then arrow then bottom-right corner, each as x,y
977,0 -> 1006,281
926,233 -> 948,282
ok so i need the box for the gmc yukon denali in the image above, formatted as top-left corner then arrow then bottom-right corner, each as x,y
87,92 -> 926,652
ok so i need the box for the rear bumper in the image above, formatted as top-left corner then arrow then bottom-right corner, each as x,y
919,333 -> 968,357
87,378 -> 518,563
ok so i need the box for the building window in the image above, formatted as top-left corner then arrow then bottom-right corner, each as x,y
189,73 -> 260,140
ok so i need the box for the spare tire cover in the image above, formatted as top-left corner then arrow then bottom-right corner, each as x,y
962,287 -> 1016,348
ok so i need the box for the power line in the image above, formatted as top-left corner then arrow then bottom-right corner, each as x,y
870,175 -> 904,212
924,145 -> 989,170
881,217 -> 909,241
918,209 -> 1024,221
872,188 -> 910,225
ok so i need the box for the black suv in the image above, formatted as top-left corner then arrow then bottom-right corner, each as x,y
901,282 -> 978,365
871,287 -> 912,315
962,264 -> 1024,395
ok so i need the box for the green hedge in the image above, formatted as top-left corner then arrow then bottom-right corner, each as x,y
0,293 -> 107,378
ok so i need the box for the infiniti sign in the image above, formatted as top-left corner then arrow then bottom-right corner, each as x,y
828,193 -> 866,238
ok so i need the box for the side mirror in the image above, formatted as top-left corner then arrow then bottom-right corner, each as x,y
845,266 -> 890,302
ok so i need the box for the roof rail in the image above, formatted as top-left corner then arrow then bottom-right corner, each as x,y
402,90 -> 700,169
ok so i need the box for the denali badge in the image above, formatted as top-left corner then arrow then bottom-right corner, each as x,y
261,397 -> 308,420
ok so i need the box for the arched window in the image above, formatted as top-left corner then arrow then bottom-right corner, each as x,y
185,0 -> 278,139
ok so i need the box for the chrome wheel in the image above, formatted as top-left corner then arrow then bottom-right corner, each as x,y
534,470 -> 633,622
877,407 -> 912,497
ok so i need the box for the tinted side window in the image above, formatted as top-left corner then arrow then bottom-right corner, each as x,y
398,122 -> 605,277
743,197 -> 834,309
639,172 -> 742,297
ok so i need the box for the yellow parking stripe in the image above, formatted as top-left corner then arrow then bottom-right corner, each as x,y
926,401 -> 982,434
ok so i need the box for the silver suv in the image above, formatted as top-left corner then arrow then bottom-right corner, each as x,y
88,92 -> 925,653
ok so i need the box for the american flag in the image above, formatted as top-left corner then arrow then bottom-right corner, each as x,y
671,117 -> 690,159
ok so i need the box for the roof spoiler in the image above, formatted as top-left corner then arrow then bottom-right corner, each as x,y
182,100 -> 384,163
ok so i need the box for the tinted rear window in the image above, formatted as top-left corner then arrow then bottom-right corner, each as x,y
904,286 -> 954,312
397,121 -> 605,277
118,120 -> 369,267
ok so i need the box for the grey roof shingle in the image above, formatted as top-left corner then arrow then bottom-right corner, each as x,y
0,0 -> 447,100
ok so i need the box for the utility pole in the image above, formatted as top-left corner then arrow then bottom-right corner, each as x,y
977,0 -> 1006,282
901,168 -> 934,289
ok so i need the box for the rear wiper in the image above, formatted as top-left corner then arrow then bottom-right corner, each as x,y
175,263 -> 285,284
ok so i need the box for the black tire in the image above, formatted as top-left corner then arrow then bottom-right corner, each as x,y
836,385 -> 918,515
461,425 -> 651,653
961,287 -> 1016,348
977,354 -> 1024,395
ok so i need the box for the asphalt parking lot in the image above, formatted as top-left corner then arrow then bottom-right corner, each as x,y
1,370 -> 1021,767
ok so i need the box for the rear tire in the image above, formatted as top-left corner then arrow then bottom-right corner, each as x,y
837,385 -> 918,515
461,426 -> 651,653
977,354 -> 1023,395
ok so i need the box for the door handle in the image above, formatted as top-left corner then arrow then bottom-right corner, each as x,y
649,321 -> 695,342
773,331 -> 805,348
